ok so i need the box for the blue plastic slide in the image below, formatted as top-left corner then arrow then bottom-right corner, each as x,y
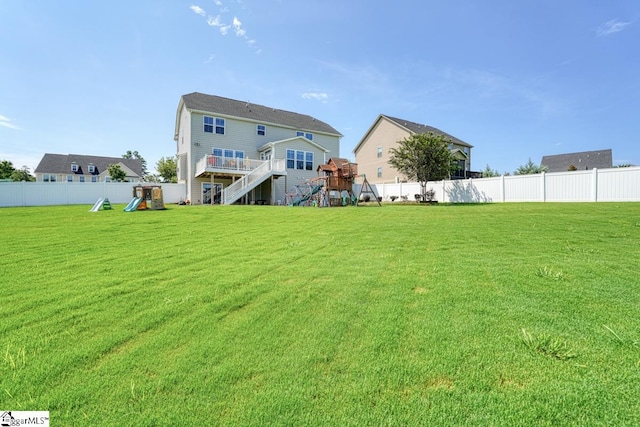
124,197 -> 143,212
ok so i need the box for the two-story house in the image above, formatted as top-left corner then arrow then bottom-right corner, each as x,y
34,153 -> 143,183
353,115 -> 474,184
174,92 -> 342,205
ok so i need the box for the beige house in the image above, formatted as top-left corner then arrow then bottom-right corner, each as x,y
34,154 -> 143,183
353,115 -> 474,184
174,92 -> 342,205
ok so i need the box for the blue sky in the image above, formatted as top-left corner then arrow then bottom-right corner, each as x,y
1,0 -> 638,175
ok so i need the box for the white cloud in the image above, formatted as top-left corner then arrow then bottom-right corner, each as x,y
302,93 -> 329,103
233,17 -> 246,37
189,4 -> 258,51
207,15 -> 222,27
597,19 -> 631,36
0,115 -> 20,130
190,5 -> 206,16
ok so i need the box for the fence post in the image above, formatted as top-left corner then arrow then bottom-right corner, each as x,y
541,172 -> 546,202
592,168 -> 598,202
501,175 -> 506,202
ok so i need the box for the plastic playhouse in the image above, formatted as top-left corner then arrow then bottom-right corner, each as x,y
125,185 -> 166,211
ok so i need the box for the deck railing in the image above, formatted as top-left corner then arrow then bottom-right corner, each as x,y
195,155 -> 266,176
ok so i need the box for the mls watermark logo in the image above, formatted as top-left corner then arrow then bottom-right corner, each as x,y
1,411 -> 49,426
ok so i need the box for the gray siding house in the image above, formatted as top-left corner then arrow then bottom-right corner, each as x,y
34,153 -> 143,183
174,92 -> 342,205
541,149 -> 612,173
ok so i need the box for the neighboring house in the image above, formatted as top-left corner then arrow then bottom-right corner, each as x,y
34,154 -> 143,183
174,92 -> 342,205
353,115 -> 475,184
541,149 -> 612,173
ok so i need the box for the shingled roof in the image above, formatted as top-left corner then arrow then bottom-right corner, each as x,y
180,92 -> 342,136
35,154 -> 143,176
383,115 -> 472,147
541,149 -> 612,173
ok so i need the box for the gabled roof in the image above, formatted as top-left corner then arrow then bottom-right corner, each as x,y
354,114 -> 472,154
35,154 -> 143,176
541,149 -> 612,173
258,136 -> 330,153
178,92 -> 342,137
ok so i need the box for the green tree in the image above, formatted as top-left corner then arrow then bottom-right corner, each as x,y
388,132 -> 457,201
0,159 -> 15,180
156,156 -> 177,183
122,150 -> 147,176
482,164 -> 500,178
11,165 -> 35,181
514,158 -> 548,175
614,164 -> 633,168
108,163 -> 127,182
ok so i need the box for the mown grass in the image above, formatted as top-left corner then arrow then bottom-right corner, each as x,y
1,202 -> 639,426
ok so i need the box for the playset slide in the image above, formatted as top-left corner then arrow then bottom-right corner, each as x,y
291,185 -> 323,206
124,197 -> 143,212
89,198 -> 105,212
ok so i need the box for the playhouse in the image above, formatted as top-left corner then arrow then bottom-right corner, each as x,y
125,185 -> 165,211
284,158 -> 380,207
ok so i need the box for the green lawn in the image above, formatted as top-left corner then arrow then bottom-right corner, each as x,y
1,203 -> 639,426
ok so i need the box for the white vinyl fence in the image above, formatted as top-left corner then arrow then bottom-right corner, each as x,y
0,182 -> 187,207
359,167 -> 640,203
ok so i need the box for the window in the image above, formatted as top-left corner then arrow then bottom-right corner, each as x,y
204,116 -> 214,133
287,150 -> 313,170
257,124 -> 266,136
79,176 -> 85,183
286,149 -> 295,169
464,146 -> 469,155
88,164 -> 95,174
67,175 -> 73,182
224,149 -> 234,158
296,150 -> 304,170
377,167 -> 382,178
377,146 -> 383,158
305,152 -> 313,170
91,176 -> 97,182
215,118 -> 225,134
296,131 -> 313,140
105,176 -> 111,183
234,150 -> 244,159
71,162 -> 78,172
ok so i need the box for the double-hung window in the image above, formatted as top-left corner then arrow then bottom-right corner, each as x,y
296,151 -> 304,170
71,163 -> 78,172
257,124 -> 266,136
305,152 -> 313,170
286,150 -> 313,170
204,116 -> 214,133
204,117 -> 225,134
215,118 -> 225,134
377,146 -> 383,158
286,150 -> 295,169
